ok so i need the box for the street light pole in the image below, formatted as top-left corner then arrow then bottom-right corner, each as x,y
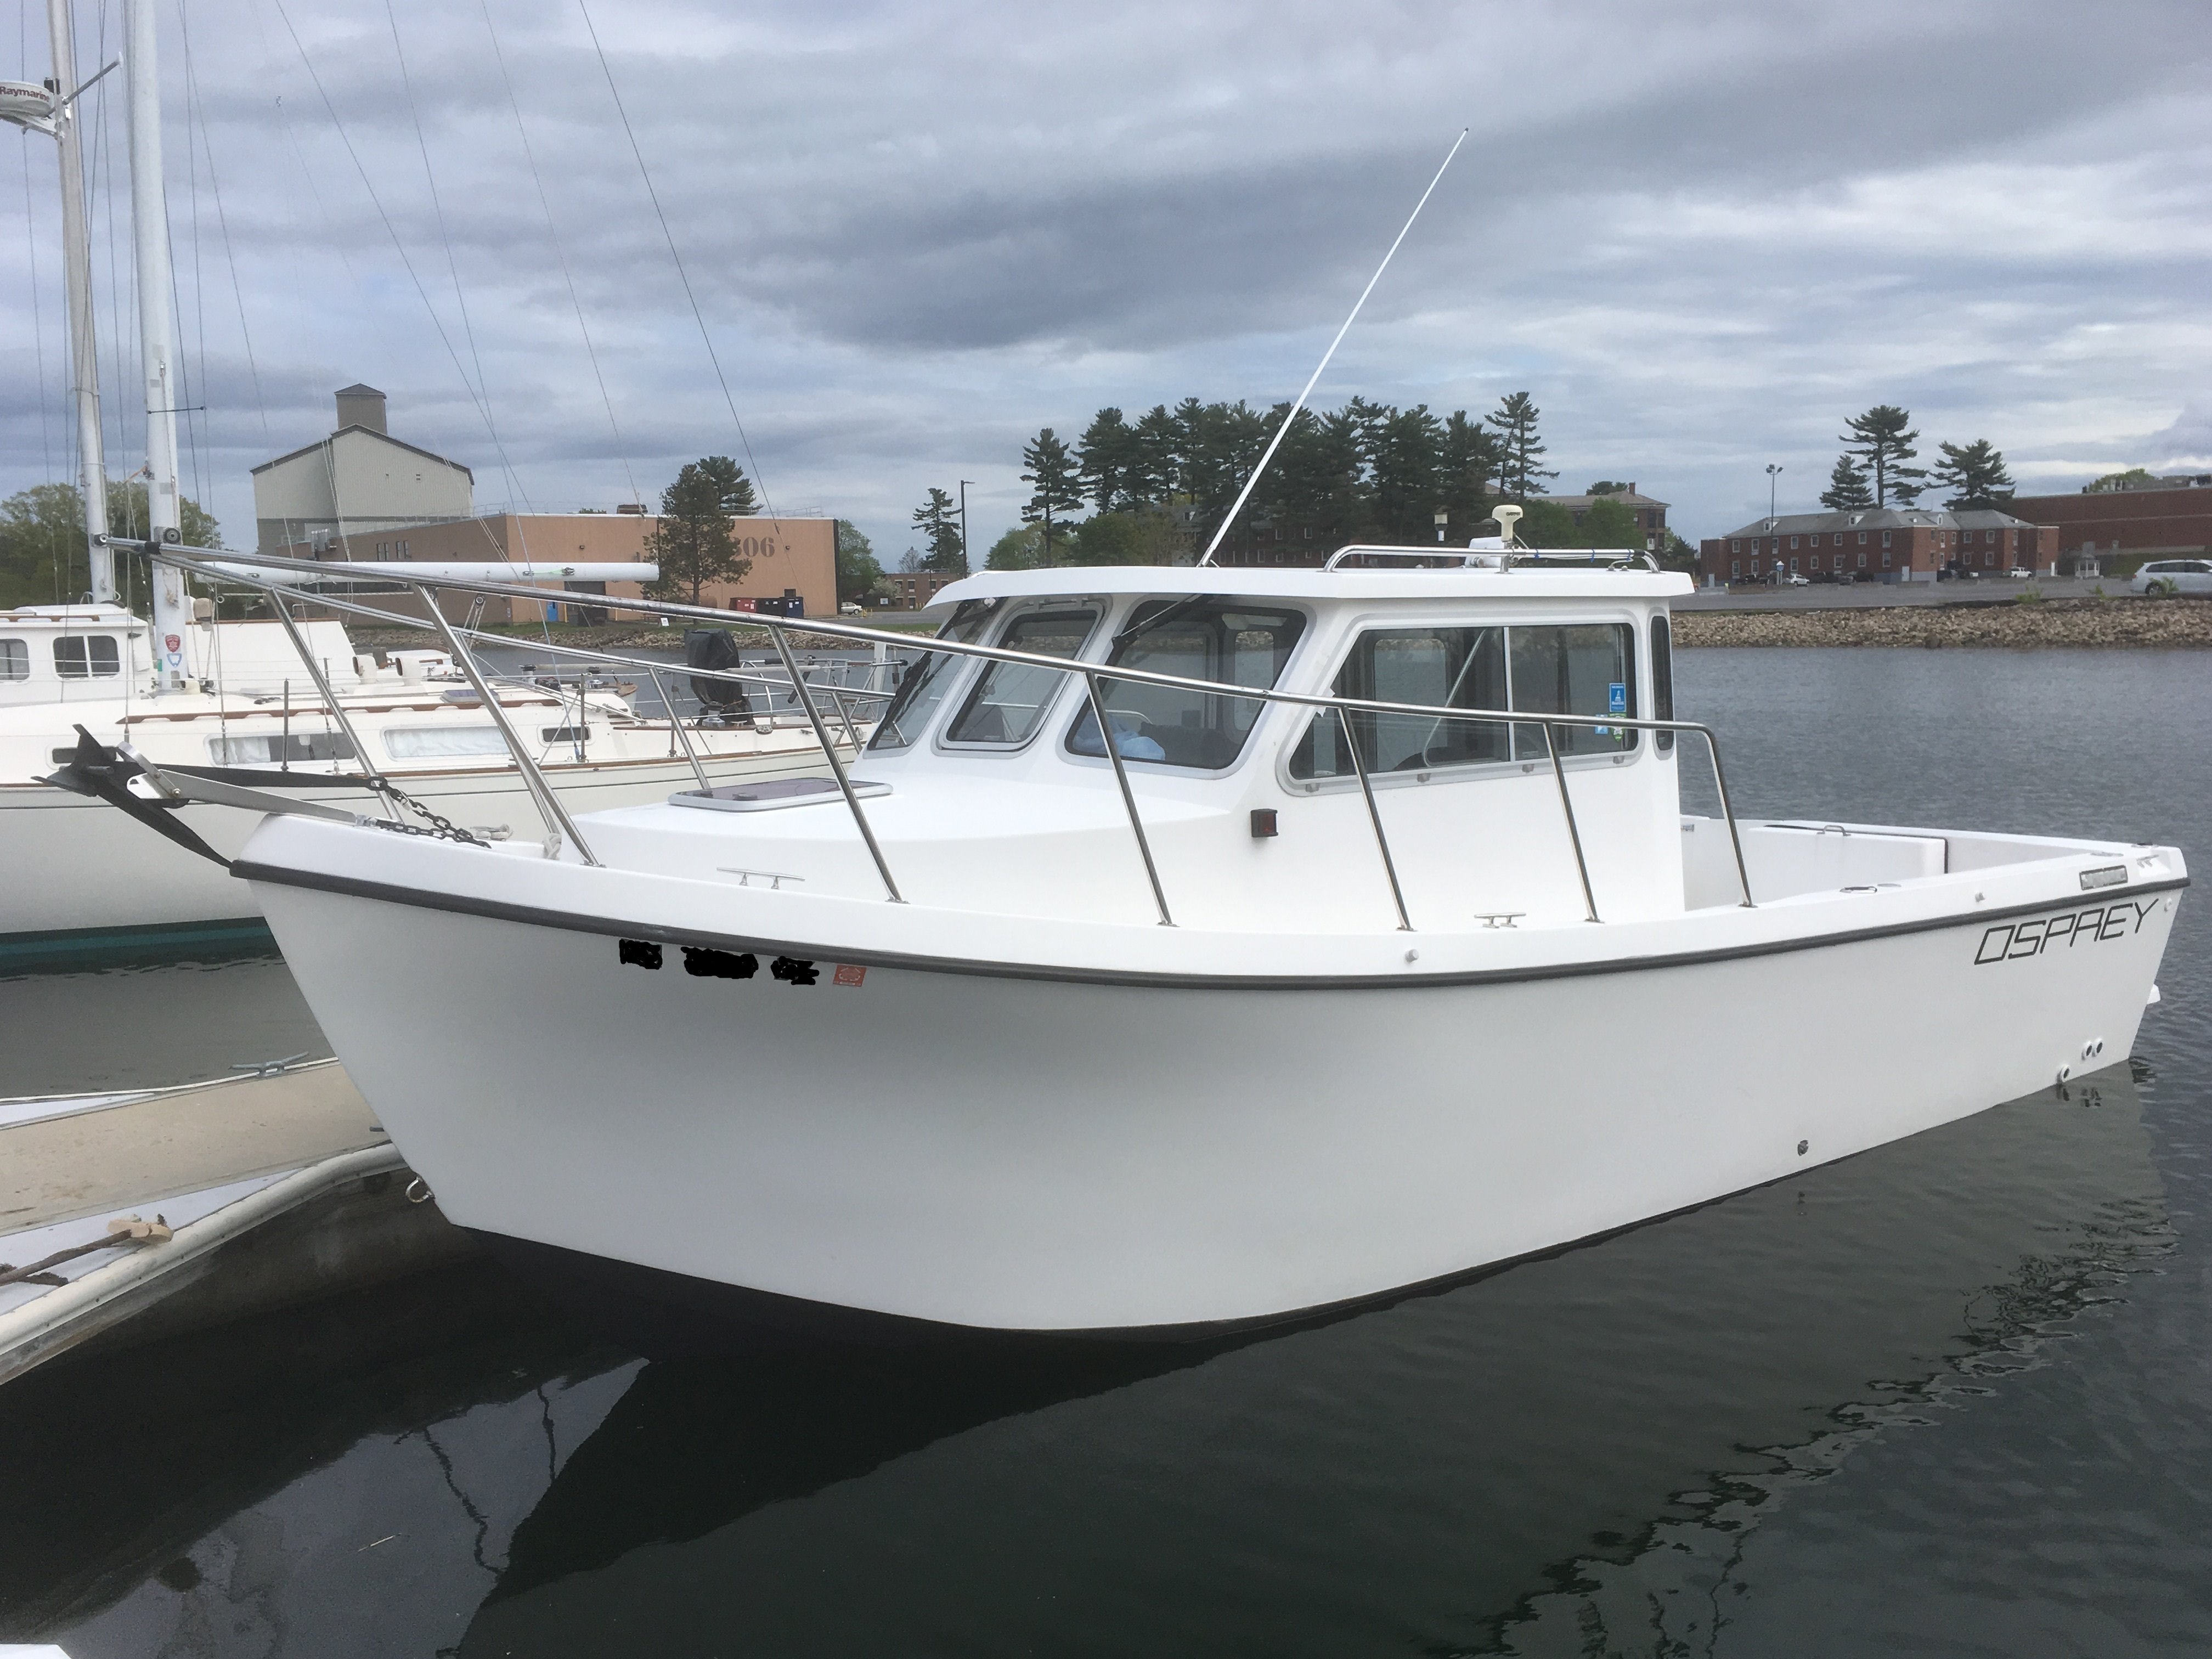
958,479 -> 973,573
1765,462 -> 1782,526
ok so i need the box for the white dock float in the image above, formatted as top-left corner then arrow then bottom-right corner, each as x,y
0,1063 -> 465,1386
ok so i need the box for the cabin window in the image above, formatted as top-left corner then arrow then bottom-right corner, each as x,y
1291,625 -> 1509,778
1064,599 -> 1305,770
0,639 -> 27,680
54,635 -> 121,678
942,605 -> 1100,749
540,726 -> 590,746
383,726 -> 511,759
1650,616 -> 1674,753
208,731 -> 359,765
867,600 -> 992,752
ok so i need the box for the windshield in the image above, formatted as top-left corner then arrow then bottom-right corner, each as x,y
867,600 -> 992,751
942,606 -> 1102,748
1065,599 -> 1306,770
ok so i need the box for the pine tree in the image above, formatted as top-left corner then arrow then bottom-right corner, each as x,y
1075,408 -> 1142,512
692,455 -> 759,515
644,459 -> 753,603
1019,428 -> 1085,565
1486,391 -> 1557,498
1839,406 -> 1927,507
1369,404 -> 1444,543
1819,454 -> 1875,511
1131,405 -> 1181,506
1929,439 -> 2015,509
912,487 -> 967,573
1436,411 -> 1504,542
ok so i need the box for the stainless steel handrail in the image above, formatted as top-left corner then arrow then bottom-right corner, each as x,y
418,586 -> 599,865
1540,722 -> 1600,923
1335,706 -> 1412,930
1323,544 -> 1662,573
767,624 -> 902,905
158,543 -> 1758,921
1084,670 -> 1173,927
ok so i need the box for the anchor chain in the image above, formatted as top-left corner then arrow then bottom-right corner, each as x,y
365,778 -> 489,848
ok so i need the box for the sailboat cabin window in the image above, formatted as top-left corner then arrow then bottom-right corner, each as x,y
53,635 -> 120,678
383,726 -> 512,759
0,639 -> 27,680
943,606 -> 1101,749
1065,600 -> 1306,770
1291,623 -> 1637,780
208,731 -> 358,765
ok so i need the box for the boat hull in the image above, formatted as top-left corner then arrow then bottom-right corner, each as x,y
247,855 -> 2181,1335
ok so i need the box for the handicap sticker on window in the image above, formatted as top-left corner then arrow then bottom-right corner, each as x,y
1607,682 -> 1627,716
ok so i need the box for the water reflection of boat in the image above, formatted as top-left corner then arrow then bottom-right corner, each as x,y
452,1066 -> 2170,1656
9,1066 -> 2170,1655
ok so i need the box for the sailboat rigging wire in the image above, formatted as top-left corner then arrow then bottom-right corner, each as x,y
176,0 -> 270,454
268,0 -> 532,516
382,0 -> 524,515
477,0 -> 638,508
574,0 -> 780,528
1198,129 -> 1467,568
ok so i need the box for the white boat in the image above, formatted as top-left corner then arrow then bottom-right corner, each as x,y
1,640 -> 859,949
213,551 -> 2182,1339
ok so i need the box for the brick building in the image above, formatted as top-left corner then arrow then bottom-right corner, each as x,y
1547,486 -> 1671,551
1697,506 -> 2056,584
2002,476 -> 2212,567
886,569 -> 962,609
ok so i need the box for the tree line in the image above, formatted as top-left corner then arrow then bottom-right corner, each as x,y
0,482 -> 223,608
1818,407 -> 2017,512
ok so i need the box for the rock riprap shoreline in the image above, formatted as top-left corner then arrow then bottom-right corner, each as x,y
1675,597 -> 2212,649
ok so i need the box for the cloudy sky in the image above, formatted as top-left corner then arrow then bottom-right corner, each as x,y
6,0 -> 2210,557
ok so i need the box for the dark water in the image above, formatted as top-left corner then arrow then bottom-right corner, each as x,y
2,648 -> 2207,1657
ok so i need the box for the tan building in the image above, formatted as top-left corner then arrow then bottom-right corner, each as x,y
251,385 -> 476,554
285,511 -> 837,624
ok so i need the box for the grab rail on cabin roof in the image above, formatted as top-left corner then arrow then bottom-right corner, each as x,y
1323,544 -> 1664,573
135,540 -> 1757,927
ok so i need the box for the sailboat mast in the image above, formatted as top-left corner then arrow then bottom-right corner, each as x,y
125,0 -> 189,690
46,0 -> 114,603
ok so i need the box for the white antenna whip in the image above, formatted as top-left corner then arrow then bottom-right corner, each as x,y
1198,128 -> 1469,567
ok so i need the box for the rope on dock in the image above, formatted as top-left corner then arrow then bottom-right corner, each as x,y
0,1216 -> 175,1289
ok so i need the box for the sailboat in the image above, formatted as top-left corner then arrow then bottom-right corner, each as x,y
0,0 -> 854,956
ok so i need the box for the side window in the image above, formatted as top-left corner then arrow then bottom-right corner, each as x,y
1066,600 -> 1305,770
1651,616 -> 1674,753
943,606 -> 1099,748
1290,625 -> 1509,779
867,600 -> 992,751
0,639 -> 27,680
210,731 -> 360,765
1510,624 -> 1637,759
54,635 -> 121,678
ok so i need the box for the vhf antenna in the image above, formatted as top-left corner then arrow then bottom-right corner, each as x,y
1198,128 -> 1469,568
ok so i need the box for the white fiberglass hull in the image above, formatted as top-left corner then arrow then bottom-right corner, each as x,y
241,816 -> 2182,1335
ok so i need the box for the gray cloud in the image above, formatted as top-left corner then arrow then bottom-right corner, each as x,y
4,0 -> 2208,556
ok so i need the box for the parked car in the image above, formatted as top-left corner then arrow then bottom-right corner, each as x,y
2130,558 -> 2212,595
2008,567 -> 2035,579
1780,572 -> 1809,587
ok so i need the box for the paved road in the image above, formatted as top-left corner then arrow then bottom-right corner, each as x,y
1674,576 -> 2118,612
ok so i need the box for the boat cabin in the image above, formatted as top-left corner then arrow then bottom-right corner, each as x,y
0,605 -> 153,707
584,555 -> 1708,933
